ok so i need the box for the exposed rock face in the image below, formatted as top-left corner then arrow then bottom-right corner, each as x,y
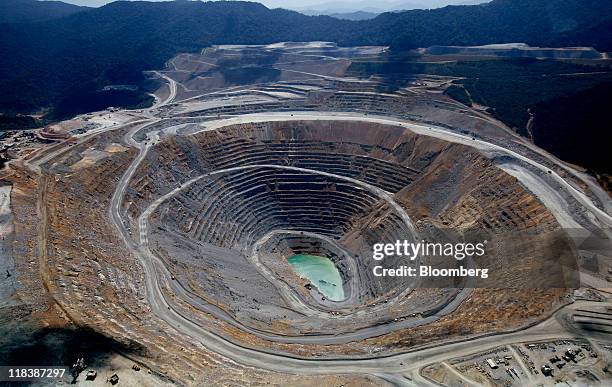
124,120 -> 570,335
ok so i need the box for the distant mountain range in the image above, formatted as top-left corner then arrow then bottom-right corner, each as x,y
301,10 -> 379,21
1,0 -> 611,115
294,0 -> 487,14
0,0 -> 87,23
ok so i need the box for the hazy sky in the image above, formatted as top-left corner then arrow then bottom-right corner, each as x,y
61,0 -> 487,12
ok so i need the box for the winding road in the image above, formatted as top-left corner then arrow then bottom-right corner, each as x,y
21,64 -> 610,385
130,161 -> 473,344
101,104 -> 611,384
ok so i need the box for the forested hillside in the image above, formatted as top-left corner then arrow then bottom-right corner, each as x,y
0,0 -> 87,24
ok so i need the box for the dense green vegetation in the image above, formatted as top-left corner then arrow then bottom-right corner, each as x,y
0,114 -> 40,131
203,52 -> 283,85
443,85 -> 472,106
1,0 -> 611,117
451,61 -> 612,133
385,0 -> 612,51
549,18 -> 612,52
530,82 -> 612,176
49,89 -> 154,121
0,0 -> 86,24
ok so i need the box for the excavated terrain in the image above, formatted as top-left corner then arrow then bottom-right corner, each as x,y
123,119 -> 573,337
2,42 -> 608,385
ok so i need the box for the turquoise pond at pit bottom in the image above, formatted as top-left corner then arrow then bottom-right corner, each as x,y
287,254 -> 345,301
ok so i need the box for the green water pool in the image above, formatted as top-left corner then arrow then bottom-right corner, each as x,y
287,254 -> 345,301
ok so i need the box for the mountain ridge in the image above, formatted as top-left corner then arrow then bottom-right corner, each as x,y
0,0 -> 88,24
1,0 -> 611,114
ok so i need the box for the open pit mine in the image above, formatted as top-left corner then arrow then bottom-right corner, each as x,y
1,42 -> 611,386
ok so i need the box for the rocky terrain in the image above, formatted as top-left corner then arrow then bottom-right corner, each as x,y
0,42 -> 610,386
